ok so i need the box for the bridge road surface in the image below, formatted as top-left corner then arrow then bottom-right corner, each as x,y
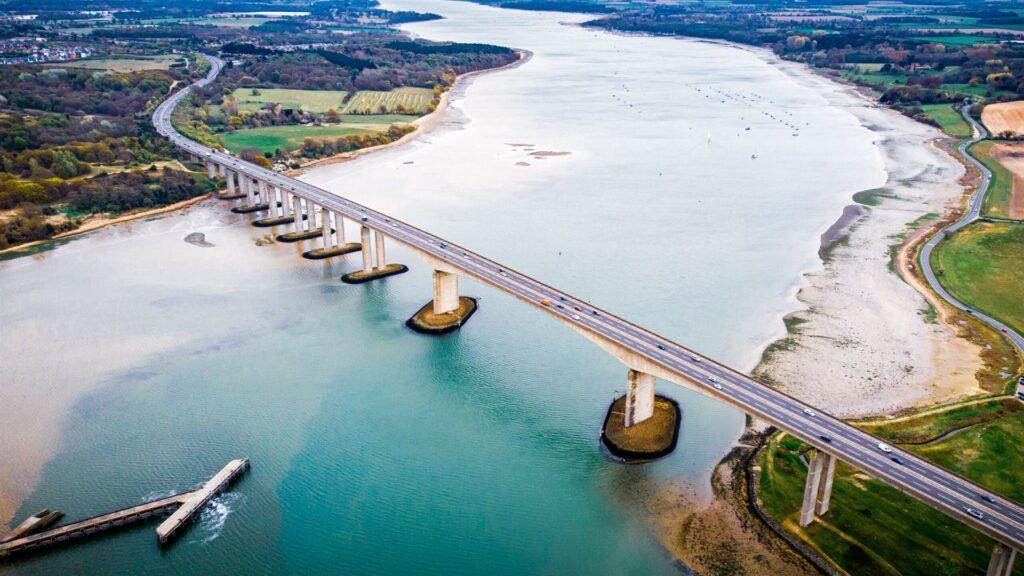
155,55 -> 1024,552
918,106 -> 1024,354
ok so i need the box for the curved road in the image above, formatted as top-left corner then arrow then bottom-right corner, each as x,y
919,106 -> 1024,354
155,56 -> 1024,553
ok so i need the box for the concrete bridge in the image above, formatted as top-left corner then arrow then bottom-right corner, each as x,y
156,55 -> 1022,575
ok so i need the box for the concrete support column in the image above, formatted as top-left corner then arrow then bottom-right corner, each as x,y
321,210 -> 333,248
374,231 -> 386,267
206,162 -> 216,178
814,452 -> 837,516
274,188 -> 284,217
336,214 -> 345,243
360,226 -> 372,272
244,177 -> 255,204
800,450 -> 827,526
307,202 -> 317,232
226,171 -> 236,195
257,180 -> 268,205
433,271 -> 459,315
219,163 -> 227,178
292,195 -> 303,230
988,543 -> 1018,576
624,370 -> 655,428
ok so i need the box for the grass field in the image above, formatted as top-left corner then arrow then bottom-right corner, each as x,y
857,399 -> 1021,444
220,124 -> 388,154
931,221 -> 1024,336
921,103 -> 972,138
968,140 -> 1016,218
56,55 -> 182,72
911,34 -> 1000,46
341,87 -> 434,115
759,434 -> 995,576
228,88 -> 349,114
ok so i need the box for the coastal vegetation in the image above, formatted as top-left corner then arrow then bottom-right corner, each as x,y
920,103 -> 972,138
758,427 -> 1009,576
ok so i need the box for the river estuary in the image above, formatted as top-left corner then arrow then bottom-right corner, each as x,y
0,0 -> 888,573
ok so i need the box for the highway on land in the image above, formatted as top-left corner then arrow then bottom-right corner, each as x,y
155,55 -> 1024,550
918,106 -> 1024,354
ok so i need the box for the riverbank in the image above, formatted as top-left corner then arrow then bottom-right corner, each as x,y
285,50 -> 531,175
0,193 -> 212,259
648,47 -> 989,574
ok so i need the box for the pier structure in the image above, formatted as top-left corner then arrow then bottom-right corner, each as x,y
0,459 -> 248,559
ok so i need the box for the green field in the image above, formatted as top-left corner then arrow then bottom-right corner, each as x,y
759,408 -> 1024,576
56,54 -> 182,72
221,124 -> 388,154
228,88 -> 349,114
969,140 -> 1016,218
912,34 -> 1001,46
921,103 -> 972,138
341,87 -> 434,115
932,221 -> 1024,336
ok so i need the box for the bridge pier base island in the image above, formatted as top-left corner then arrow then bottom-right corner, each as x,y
304,208 -> 361,259
600,393 -> 680,461
405,256 -> 478,333
341,226 -> 408,283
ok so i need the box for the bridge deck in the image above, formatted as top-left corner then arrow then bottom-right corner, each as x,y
154,55 -> 1024,553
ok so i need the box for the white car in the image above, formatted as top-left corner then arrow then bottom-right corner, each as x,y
690,354 -> 701,362
572,314 -> 581,321
803,408 -> 816,417
713,383 -> 723,390
878,443 -> 893,453
707,375 -> 717,383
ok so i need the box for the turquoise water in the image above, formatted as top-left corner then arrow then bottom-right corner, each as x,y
0,1 -> 889,574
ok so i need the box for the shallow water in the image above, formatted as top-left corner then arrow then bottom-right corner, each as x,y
0,1 -> 886,574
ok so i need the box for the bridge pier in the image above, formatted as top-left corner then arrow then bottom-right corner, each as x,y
799,449 -> 837,526
625,369 -> 656,428
405,267 -> 477,334
988,543 -> 1018,576
341,226 -> 407,284
232,177 -> 271,214
275,196 -> 322,242
206,161 -> 216,178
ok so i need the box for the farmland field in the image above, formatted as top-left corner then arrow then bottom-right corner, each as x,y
982,100 -> 1024,137
341,87 -> 434,114
221,124 -> 391,154
969,140 -> 1017,218
228,88 -> 349,114
932,221 -> 1024,335
56,54 -> 183,72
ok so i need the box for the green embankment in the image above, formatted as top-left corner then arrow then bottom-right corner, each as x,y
931,221 -> 1024,336
221,124 -> 389,155
969,140 -> 1016,218
759,399 -> 1024,576
921,103 -> 972,138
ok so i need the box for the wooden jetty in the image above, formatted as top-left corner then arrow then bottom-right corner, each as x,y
0,459 -> 248,559
156,458 -> 249,545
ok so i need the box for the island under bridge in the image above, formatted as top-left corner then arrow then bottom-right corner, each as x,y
155,54 -> 1022,575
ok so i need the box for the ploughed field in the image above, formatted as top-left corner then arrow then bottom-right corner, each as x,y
982,100 -> 1024,138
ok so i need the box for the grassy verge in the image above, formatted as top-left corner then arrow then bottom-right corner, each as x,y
968,140 -> 1015,219
921,103 -> 972,138
221,124 -> 387,155
931,221 -> 1024,336
758,424 -> 1022,576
